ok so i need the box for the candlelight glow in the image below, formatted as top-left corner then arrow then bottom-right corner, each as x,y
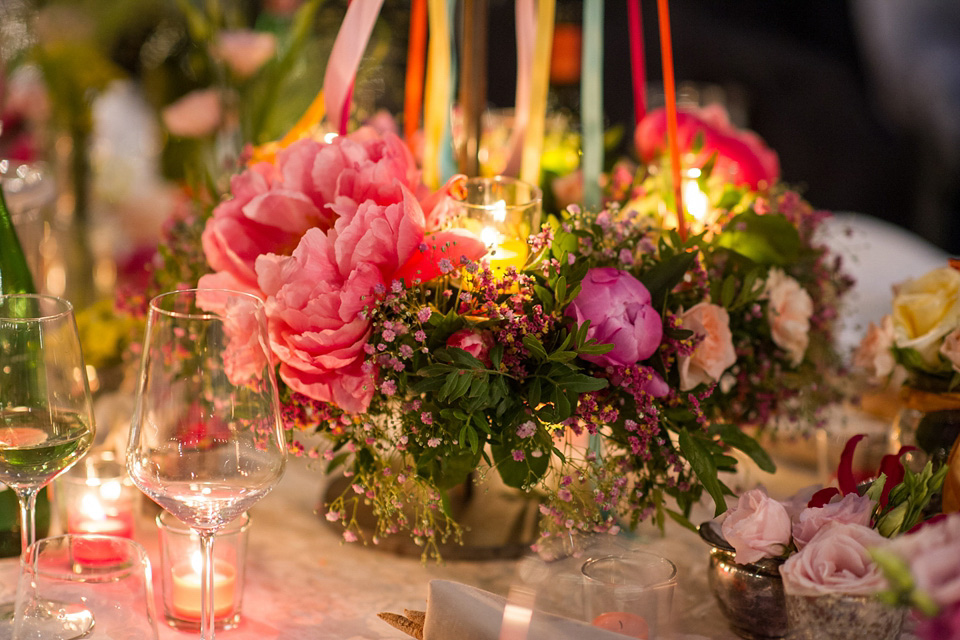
80,492 -> 106,521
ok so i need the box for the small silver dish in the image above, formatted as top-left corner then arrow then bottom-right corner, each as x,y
699,521 -> 788,639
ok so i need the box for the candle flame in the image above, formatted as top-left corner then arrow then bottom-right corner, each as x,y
80,493 -> 106,521
683,178 -> 709,224
191,550 -> 203,574
100,480 -> 123,501
491,199 -> 507,223
480,226 -> 502,249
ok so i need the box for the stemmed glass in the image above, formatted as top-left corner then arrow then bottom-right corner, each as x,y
126,289 -> 286,639
0,294 -> 96,636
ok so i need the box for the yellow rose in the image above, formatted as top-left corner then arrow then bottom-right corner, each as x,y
892,266 -> 960,368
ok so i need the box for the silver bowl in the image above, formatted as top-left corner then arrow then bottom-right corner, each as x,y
699,521 -> 788,639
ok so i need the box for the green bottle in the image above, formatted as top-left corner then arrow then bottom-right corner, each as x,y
0,180 -> 51,557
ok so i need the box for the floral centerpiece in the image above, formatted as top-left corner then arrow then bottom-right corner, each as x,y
138,98 -> 854,557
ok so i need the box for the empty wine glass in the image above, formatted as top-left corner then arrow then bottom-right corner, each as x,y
126,289 -> 286,639
0,294 -> 96,637
13,534 -> 159,640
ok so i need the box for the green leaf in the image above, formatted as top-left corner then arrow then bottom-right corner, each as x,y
522,335 -> 549,360
720,275 -> 737,309
557,373 -> 608,393
556,276 -> 568,306
714,424 -> 777,473
679,430 -> 726,516
528,377 -> 543,407
665,509 -> 698,533
492,442 -> 550,489
640,250 -> 699,311
715,212 -> 801,265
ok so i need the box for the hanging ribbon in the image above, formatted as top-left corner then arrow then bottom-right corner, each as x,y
502,0 -> 535,177
627,0 -> 646,126
323,0 -> 385,136
581,0 -> 603,209
656,0 -> 685,241
423,0 -> 453,188
404,0 -> 428,147
520,0 -> 556,186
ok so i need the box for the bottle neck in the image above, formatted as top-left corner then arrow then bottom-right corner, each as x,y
0,185 -> 37,295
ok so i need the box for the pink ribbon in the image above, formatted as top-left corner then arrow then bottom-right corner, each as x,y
503,0 -> 535,176
323,0 -> 386,135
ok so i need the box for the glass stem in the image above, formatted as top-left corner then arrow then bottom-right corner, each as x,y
200,531 -> 216,640
16,487 -> 39,554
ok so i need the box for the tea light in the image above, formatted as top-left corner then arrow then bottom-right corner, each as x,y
457,177 -> 541,278
592,612 -> 650,639
171,551 -> 237,620
61,452 -> 137,565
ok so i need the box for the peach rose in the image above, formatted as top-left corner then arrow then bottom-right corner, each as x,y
212,30 -> 277,78
721,488 -> 793,565
854,316 -> 896,379
161,89 -> 222,138
764,268 -> 813,366
941,328 -> 960,373
678,302 -> 737,391
791,492 -> 876,551
780,521 -> 888,596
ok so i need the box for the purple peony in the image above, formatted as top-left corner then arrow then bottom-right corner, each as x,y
565,267 -> 663,367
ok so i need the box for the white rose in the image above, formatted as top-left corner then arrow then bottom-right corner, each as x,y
892,266 -> 960,368
764,268 -> 813,366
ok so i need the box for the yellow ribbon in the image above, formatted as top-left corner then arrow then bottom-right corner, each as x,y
423,0 -> 451,189
248,90 -> 327,165
520,0 -> 555,186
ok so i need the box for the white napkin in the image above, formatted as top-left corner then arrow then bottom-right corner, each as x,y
422,579 -> 633,640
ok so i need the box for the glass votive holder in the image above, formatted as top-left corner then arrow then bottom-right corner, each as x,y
157,510 -> 250,631
581,551 -> 678,639
454,175 -> 542,272
58,450 -> 138,565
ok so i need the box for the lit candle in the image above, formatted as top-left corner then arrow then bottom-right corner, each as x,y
592,611 -> 650,639
171,551 -> 237,621
67,479 -> 136,564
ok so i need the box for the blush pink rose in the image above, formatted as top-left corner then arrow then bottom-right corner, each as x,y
635,104 -> 780,190
211,30 -> 277,78
721,488 -> 793,565
764,268 -> 813,366
565,267 -> 663,368
791,492 -> 876,551
780,521 -> 888,596
886,513 -> 960,609
446,329 -> 495,366
854,316 -> 896,379
678,302 -> 737,391
161,89 -> 222,138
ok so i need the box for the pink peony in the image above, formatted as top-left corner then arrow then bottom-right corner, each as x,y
780,521 -> 888,596
678,302 -> 736,391
565,267 -> 663,368
200,130 -> 458,297
764,268 -> 813,366
256,189 -> 484,413
634,104 -> 780,190
854,316 -> 896,379
791,492 -> 876,550
211,30 -> 277,78
446,328 -> 495,366
161,89 -> 222,138
721,488 -> 793,565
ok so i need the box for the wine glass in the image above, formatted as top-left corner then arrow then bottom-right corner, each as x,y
126,289 -> 286,640
0,294 -> 96,636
